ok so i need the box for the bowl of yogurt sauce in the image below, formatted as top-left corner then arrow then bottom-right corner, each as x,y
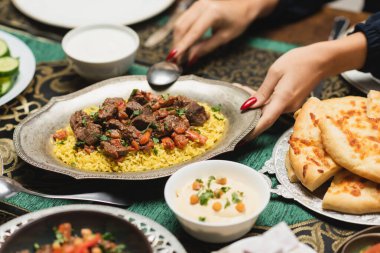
62,24 -> 139,81
164,160 -> 271,243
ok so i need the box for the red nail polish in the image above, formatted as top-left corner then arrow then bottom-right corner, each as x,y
240,97 -> 257,110
187,56 -> 198,68
166,49 -> 178,62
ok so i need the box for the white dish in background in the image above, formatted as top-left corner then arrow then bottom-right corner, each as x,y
62,24 -> 139,81
0,30 -> 36,107
164,160 -> 271,243
341,70 -> 380,94
12,0 -> 175,28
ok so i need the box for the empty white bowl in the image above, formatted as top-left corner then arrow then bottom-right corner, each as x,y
164,160 -> 271,243
62,24 -> 139,81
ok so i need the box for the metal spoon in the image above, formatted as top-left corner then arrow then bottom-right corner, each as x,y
147,61 -> 182,89
0,155 -> 130,206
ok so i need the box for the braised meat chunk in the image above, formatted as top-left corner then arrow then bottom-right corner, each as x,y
163,115 -> 190,134
101,139 -> 128,159
98,97 -> 125,120
63,89 -> 214,160
70,111 -> 102,146
125,101 -> 144,117
132,114 -> 155,131
185,101 -> 210,126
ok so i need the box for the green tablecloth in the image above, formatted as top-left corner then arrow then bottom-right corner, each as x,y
0,7 -> 366,252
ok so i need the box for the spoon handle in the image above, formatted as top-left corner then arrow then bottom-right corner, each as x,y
21,189 -> 130,206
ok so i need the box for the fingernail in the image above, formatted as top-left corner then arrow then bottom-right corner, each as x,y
240,97 -> 257,110
166,49 -> 178,62
187,56 -> 198,68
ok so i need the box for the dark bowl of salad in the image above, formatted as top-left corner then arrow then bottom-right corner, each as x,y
1,210 -> 152,253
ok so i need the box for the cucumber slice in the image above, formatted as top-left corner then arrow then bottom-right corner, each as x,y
0,39 -> 9,58
0,57 -> 19,77
0,79 -> 12,95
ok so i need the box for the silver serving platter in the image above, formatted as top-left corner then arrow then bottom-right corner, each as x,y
259,128 -> 380,226
14,75 -> 260,180
0,204 -> 186,253
341,70 -> 380,94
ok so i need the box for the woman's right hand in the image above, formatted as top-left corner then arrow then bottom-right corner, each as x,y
170,0 -> 278,64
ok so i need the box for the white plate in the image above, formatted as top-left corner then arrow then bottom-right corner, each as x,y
12,0 -> 175,28
341,70 -> 380,94
0,30 -> 36,107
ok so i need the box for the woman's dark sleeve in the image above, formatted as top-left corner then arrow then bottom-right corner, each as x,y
352,12 -> 380,78
264,0 -> 333,23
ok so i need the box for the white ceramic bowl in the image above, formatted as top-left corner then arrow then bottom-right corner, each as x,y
62,24 -> 139,81
164,160 -> 271,243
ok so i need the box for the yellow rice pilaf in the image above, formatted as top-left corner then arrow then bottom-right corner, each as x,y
53,103 -> 227,173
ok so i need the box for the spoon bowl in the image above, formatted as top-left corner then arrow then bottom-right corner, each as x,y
147,61 -> 182,89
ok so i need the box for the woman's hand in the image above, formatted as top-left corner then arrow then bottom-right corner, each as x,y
170,0 -> 278,64
241,32 -> 367,141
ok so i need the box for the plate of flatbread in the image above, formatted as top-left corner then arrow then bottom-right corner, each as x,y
260,91 -> 380,225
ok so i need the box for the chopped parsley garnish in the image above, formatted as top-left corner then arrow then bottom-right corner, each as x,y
102,232 -> 115,241
232,192 -> 242,203
161,93 -> 170,100
221,186 -> 231,193
90,111 -> 99,120
207,175 -> 216,188
81,117 -> 87,127
133,109 -> 141,116
34,243 -> 40,250
224,199 -> 231,209
176,108 -> 187,116
198,216 -> 206,222
196,178 -> 203,183
130,88 -> 138,97
153,147 -> 158,155
164,122 -> 170,131
56,140 -> 65,145
99,135 -> 109,141
75,141 -> 85,148
213,114 -> 224,121
199,189 -> 214,205
211,104 -> 222,112
112,244 -> 126,253
153,137 -> 160,144
121,139 -> 128,146
192,128 -> 201,134
54,229 -> 65,244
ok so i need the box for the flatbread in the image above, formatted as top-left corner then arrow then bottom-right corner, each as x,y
367,90 -> 380,119
322,170 -> 380,214
285,149 -> 299,183
289,97 -> 341,191
319,96 -> 380,183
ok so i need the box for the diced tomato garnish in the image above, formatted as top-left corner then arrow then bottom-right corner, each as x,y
161,137 -> 175,150
131,140 -> 140,150
58,223 -> 72,241
185,130 -> 207,145
53,129 -> 68,141
139,130 -> 152,145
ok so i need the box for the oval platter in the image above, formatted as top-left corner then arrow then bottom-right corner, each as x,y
14,75 -> 260,180
260,128 -> 380,226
